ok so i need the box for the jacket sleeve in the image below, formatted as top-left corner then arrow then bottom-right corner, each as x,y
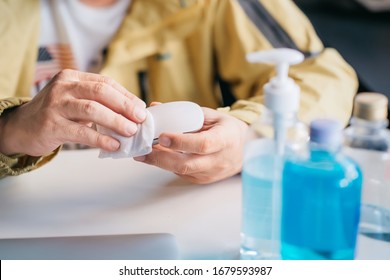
213,0 -> 358,126
0,98 -> 60,179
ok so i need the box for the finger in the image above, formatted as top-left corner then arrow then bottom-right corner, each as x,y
201,107 -> 223,125
158,129 -> 225,154
149,101 -> 162,107
55,70 -> 147,122
65,80 -> 147,123
57,70 -> 145,105
134,148 -> 208,176
76,71 -> 146,106
62,99 -> 138,137
60,120 -> 120,151
156,107 -> 226,154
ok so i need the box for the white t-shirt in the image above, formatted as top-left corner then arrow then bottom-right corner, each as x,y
33,0 -> 131,96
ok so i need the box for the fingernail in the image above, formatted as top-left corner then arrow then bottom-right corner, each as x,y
135,107 -> 147,121
134,156 -> 145,162
159,136 -> 171,147
110,140 -> 120,150
126,122 -> 137,135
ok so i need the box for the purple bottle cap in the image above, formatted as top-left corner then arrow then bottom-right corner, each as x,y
310,119 -> 342,145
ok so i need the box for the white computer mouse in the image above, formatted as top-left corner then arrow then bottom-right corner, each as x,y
146,101 -> 204,143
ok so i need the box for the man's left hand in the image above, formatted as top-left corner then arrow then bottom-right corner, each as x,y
134,107 -> 248,184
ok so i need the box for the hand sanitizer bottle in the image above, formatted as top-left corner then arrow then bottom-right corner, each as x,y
240,48 -> 308,260
281,119 -> 363,260
344,92 -> 390,240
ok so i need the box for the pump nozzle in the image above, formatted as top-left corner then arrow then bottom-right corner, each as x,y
246,48 -> 304,115
246,48 -> 304,154
246,48 -> 304,82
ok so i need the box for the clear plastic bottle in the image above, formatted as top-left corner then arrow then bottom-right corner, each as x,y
344,92 -> 390,240
240,48 -> 308,260
281,119 -> 363,260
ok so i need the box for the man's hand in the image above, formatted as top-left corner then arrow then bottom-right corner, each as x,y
134,107 -> 248,184
0,69 -> 147,156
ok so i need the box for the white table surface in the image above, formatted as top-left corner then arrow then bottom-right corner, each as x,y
0,149 -> 389,260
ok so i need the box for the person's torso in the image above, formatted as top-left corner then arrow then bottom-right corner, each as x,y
32,0 -> 131,97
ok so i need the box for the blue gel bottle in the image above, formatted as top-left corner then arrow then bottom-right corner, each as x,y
281,119 -> 363,260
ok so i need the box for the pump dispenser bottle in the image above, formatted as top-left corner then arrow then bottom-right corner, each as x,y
344,92 -> 390,239
240,48 -> 307,260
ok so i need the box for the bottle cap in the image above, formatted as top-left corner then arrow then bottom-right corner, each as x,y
310,119 -> 342,145
353,92 -> 388,121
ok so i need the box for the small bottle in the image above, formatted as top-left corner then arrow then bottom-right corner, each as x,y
344,92 -> 390,240
281,119 -> 363,260
240,48 -> 308,260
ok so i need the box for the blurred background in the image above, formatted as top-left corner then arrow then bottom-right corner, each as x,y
294,0 -> 390,118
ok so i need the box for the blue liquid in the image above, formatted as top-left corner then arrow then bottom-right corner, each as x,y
281,150 -> 362,260
240,155 -> 280,260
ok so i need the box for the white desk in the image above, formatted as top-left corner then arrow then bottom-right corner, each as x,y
0,149 -> 389,260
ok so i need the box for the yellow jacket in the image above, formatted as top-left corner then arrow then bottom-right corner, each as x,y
0,0 -> 358,178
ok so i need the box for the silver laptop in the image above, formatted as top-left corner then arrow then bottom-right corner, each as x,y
0,233 -> 179,260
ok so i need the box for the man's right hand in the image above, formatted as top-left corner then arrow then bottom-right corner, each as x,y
0,69 -> 146,156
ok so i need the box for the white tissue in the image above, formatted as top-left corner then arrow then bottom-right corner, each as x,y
97,110 -> 155,159
97,101 -> 204,159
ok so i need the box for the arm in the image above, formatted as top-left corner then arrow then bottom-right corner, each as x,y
0,98 -> 59,178
0,69 -> 147,178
